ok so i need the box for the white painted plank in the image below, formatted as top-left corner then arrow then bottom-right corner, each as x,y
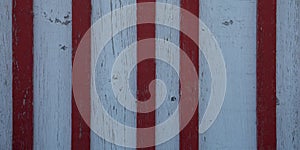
91,0 -> 137,149
0,0 -> 12,149
199,0 -> 257,149
33,0 -> 72,149
155,1 -> 180,149
277,0 -> 300,149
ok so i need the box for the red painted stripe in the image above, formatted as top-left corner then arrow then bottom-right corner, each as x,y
72,0 -> 91,149
256,0 -> 277,149
12,0 -> 34,149
136,1 -> 156,149
180,0 -> 199,149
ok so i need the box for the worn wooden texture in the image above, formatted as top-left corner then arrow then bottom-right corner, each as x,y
0,0 -> 12,149
136,0 -> 156,149
90,0 -> 136,149
277,0 -> 300,149
72,0 -> 91,149
199,0 -> 257,149
257,0 -> 277,149
155,0 -> 180,150
2,0 -> 300,149
12,0 -> 34,149
33,0 -> 72,149
180,0 -> 199,149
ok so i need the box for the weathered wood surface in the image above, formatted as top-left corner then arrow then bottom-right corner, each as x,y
277,0 -> 300,149
33,0 -> 72,149
72,0 -> 91,149
0,0 -> 299,149
0,0 -> 12,149
12,0 -> 34,149
256,0 -> 277,149
200,0 -> 257,149
91,0 -> 136,149
156,0 -> 180,149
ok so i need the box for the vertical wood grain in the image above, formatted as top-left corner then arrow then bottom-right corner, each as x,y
257,0 -> 277,149
199,0 -> 257,149
137,0 -> 156,149
33,0 -> 72,149
12,0 -> 34,149
180,0 -> 199,149
4,0 -> 300,149
155,0 -> 180,150
0,0 -> 12,149
72,0 -> 91,149
277,0 -> 300,149
90,0 -> 136,149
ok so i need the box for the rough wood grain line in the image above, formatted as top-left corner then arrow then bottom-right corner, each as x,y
137,0 -> 156,149
155,0 -> 180,149
257,0 -> 277,149
72,0 -> 91,149
33,0 -> 72,149
179,0 -> 199,149
90,0 -> 136,149
0,0 -> 12,149
12,0 -> 34,149
277,0 -> 300,149
199,0 -> 257,149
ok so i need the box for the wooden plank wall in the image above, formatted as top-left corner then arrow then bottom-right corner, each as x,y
0,0 -> 299,149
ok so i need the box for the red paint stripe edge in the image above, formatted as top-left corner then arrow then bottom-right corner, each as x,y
136,1 -> 156,149
256,0 -> 277,149
180,0 -> 199,149
12,0 -> 34,149
72,0 -> 91,149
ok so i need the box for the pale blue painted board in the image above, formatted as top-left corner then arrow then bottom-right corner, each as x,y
199,0 -> 257,149
0,0 -> 12,149
33,0 -> 72,149
277,0 -> 300,149
91,0 -> 136,149
155,1 -> 180,150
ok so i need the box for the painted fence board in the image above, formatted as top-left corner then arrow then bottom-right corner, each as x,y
199,0 -> 257,149
277,0 -> 300,149
155,0 -> 180,149
33,0 -> 72,149
91,0 -> 136,149
0,0 -> 12,149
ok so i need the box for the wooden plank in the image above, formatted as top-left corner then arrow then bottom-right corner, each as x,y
72,0 -> 91,149
33,0 -> 72,149
155,0 -> 180,149
277,0 -> 300,149
257,0 -> 277,149
136,0 -> 156,149
0,0 -> 12,149
12,0 -> 34,149
199,0 -> 257,149
90,0 -> 136,149
180,0 -> 199,149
